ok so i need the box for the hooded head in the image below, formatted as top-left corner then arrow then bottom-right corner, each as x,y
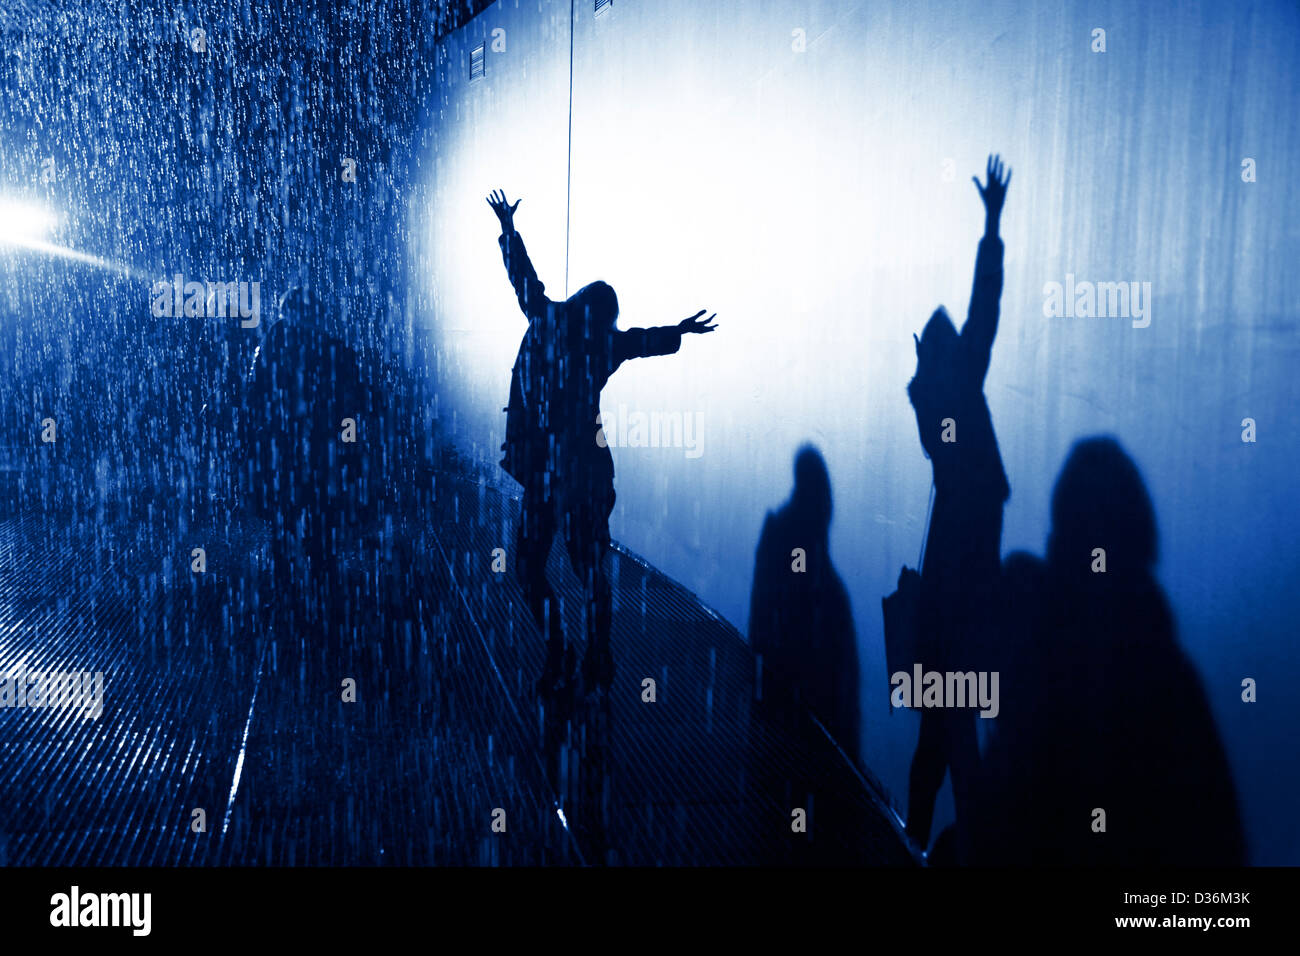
1047,436 -> 1158,577
914,306 -> 959,375
567,280 -> 619,336
790,444 -> 833,533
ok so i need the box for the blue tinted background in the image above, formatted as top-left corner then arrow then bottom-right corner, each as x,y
418,0 -> 1300,863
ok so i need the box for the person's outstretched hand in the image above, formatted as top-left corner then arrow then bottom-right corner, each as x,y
973,154 -> 1011,232
486,188 -> 521,233
678,310 -> 718,334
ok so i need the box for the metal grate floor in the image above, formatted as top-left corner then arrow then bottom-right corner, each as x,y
0,476 -> 915,866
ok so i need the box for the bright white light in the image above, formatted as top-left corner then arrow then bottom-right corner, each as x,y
0,198 -> 136,277
0,198 -> 57,245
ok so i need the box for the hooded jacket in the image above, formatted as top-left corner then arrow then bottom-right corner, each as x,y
907,235 -> 1010,504
497,228 -> 682,488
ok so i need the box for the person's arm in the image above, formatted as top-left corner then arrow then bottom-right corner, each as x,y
963,155 -> 1011,383
614,309 -> 717,364
486,189 -> 550,322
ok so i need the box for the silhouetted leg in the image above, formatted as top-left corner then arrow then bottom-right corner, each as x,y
301,506 -> 334,672
517,480 -> 564,693
583,553 -> 614,689
907,706 -> 949,850
567,486 -> 615,690
945,708 -> 979,862
946,500 -> 1003,861
928,825 -> 959,866
265,512 -> 296,687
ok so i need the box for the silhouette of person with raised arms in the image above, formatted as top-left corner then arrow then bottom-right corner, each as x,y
486,189 -> 717,698
968,437 -> 1246,865
749,445 -> 860,761
890,155 -> 1012,857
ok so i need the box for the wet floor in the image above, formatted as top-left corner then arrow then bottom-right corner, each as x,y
0,473 -> 914,866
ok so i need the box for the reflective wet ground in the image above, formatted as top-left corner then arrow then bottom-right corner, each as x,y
0,473 -> 914,866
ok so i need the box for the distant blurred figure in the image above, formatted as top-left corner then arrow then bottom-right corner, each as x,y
486,188 -> 716,698
748,445 -> 860,761
969,437 -> 1246,865
240,279 -> 376,621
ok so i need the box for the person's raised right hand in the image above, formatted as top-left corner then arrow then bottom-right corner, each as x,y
972,154 -> 1011,224
486,188 -> 521,232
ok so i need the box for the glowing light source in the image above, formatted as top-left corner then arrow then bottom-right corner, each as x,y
0,198 -> 58,245
0,197 -> 139,277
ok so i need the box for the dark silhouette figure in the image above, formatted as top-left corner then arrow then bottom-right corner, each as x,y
969,437 -> 1246,865
748,445 -> 860,760
890,155 -> 1012,857
240,282 -> 378,648
486,189 -> 716,696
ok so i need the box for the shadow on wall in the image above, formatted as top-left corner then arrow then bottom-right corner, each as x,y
969,436 -> 1247,865
748,445 -> 860,763
426,0 -> 1300,862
